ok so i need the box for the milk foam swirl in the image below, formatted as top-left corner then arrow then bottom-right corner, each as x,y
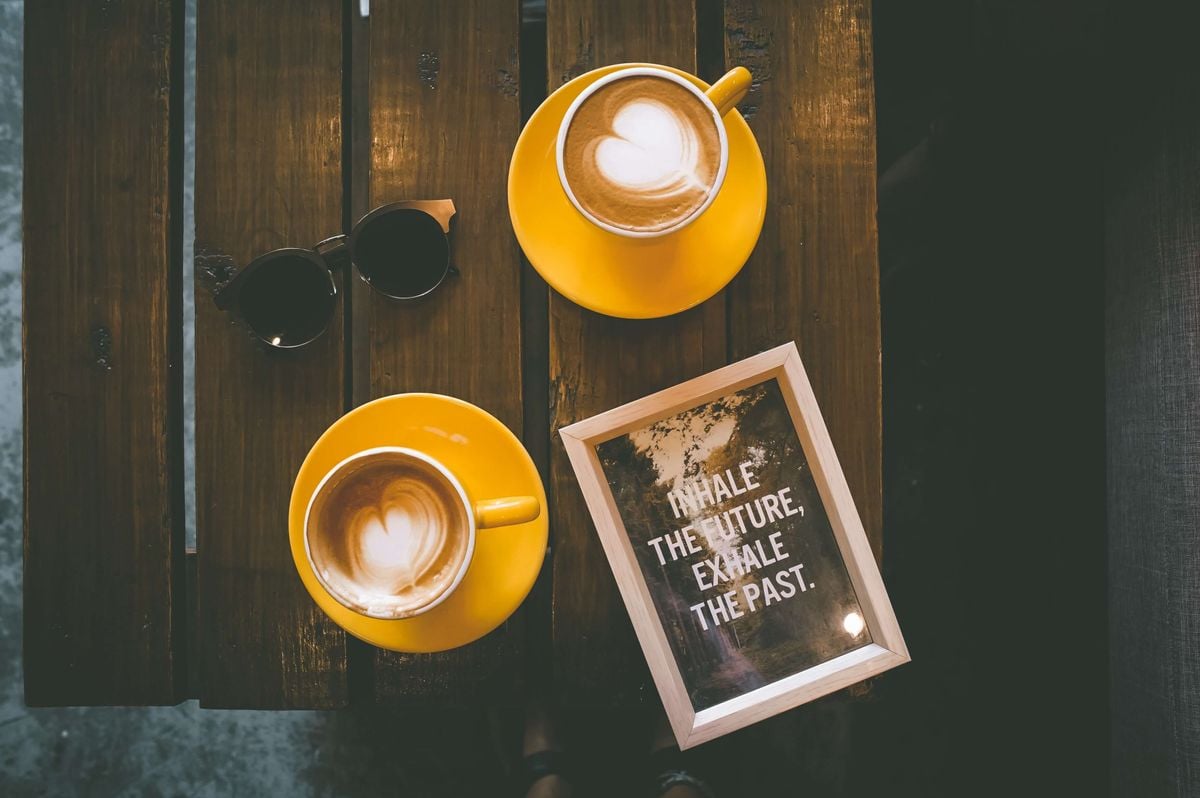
343,478 -> 451,595
308,455 -> 469,618
561,75 -> 722,233
590,99 -> 708,200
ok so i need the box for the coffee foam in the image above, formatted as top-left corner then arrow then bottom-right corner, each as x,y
563,75 -> 721,232
308,453 -> 470,618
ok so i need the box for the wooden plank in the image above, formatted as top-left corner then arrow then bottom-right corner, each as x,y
194,0 -> 347,708
1103,4 -> 1180,793
23,0 -> 185,706
710,0 -> 877,787
547,0 -> 726,706
724,0 -> 882,557
363,0 -> 526,702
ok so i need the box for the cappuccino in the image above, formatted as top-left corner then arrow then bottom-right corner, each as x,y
561,75 -> 723,233
307,451 -> 471,618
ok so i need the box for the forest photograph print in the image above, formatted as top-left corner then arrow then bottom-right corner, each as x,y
596,379 -> 870,711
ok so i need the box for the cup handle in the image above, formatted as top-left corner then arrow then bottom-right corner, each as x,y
705,66 -> 752,117
474,495 -> 541,529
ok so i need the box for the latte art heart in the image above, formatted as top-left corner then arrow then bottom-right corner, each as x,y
562,75 -> 722,233
593,100 -> 707,197
307,453 -> 471,618
345,479 -> 451,594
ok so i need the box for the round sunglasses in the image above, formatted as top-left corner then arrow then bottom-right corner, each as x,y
215,200 -> 456,349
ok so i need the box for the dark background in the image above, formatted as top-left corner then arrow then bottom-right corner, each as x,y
853,1 -> 1106,793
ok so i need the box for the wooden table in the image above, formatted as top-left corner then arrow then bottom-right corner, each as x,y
23,0 -> 880,709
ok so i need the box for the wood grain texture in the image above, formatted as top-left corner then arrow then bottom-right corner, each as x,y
724,0 -> 882,558
364,0 -> 526,703
194,0 -> 347,708
547,0 -> 727,706
23,0 -> 185,706
1106,2 -> 1200,791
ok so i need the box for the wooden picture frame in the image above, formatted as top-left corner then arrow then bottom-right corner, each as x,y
559,342 -> 909,749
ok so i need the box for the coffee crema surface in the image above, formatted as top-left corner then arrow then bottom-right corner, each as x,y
562,75 -> 722,232
308,452 -> 470,618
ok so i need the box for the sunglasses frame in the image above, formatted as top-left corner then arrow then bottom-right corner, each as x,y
215,199 -> 457,349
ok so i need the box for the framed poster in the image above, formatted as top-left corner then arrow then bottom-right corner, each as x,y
559,342 -> 908,749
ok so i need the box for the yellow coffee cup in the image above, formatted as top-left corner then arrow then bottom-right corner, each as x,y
303,446 -> 541,620
555,65 -> 752,238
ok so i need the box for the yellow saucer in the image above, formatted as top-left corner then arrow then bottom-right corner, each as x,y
289,394 -> 548,653
508,63 -> 767,320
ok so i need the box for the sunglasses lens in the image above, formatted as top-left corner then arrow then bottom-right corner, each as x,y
237,253 -> 335,348
353,209 -> 449,299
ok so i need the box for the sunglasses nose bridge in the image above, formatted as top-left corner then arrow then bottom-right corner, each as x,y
313,233 -> 351,271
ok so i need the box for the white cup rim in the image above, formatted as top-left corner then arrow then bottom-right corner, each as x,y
302,446 -> 477,620
554,66 -> 731,239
